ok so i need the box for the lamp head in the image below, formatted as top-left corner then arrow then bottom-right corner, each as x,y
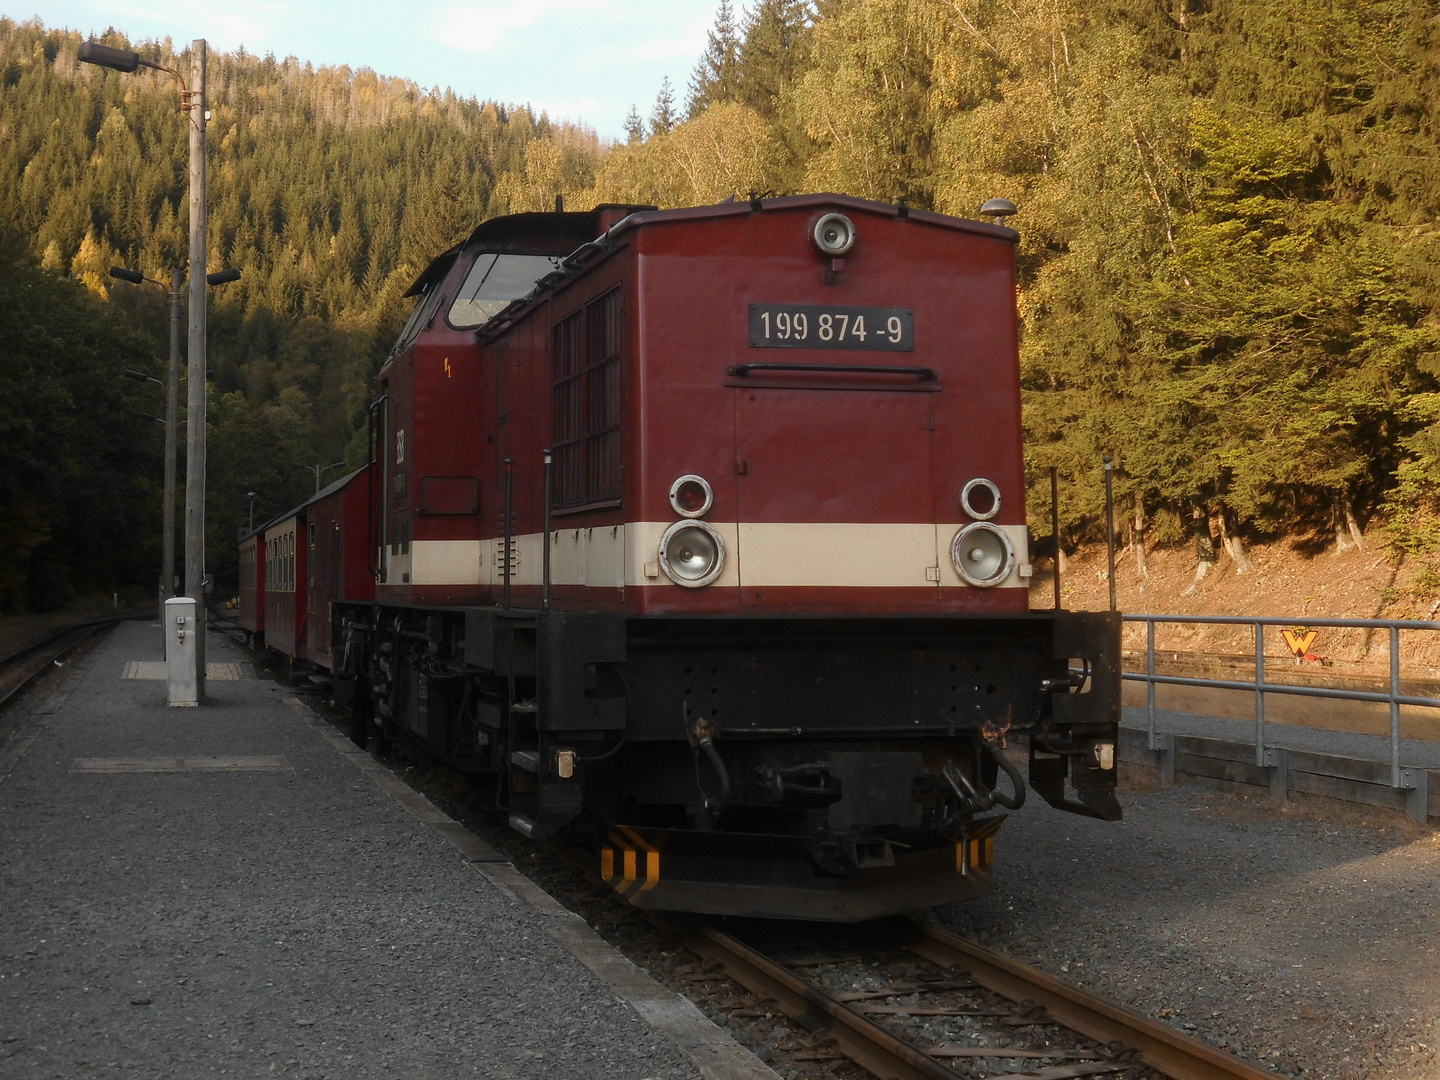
78,42 -> 141,73
979,198 -> 1018,222
109,266 -> 145,284
206,268 -> 241,287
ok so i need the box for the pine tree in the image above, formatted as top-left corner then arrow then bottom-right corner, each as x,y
687,0 -> 740,117
649,77 -> 677,137
733,0 -> 810,119
623,104 -> 645,145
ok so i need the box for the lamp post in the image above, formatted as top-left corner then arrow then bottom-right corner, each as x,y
82,37 -> 210,696
247,492 -> 258,531
112,264 -> 238,634
112,266 -> 183,616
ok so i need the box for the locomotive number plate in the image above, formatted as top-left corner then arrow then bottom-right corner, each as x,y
749,304 -> 913,351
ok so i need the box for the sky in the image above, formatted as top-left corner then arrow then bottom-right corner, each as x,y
7,1 -> 720,139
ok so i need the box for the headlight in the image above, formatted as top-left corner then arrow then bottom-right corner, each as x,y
659,520 -> 725,588
812,212 -> 856,256
960,477 -> 1001,521
951,522 -> 1014,587
668,474 -> 713,518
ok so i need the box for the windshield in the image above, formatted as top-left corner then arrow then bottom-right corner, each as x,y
447,253 -> 563,329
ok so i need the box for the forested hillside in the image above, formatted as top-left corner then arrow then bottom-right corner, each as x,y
2,2 -> 1438,609
598,0 -> 1440,582
0,18 -> 603,604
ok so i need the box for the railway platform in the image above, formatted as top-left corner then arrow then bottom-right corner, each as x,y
0,619 -> 772,1080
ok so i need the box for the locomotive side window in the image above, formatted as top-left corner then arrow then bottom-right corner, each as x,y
552,288 -> 622,507
391,281 -> 442,356
448,253 -> 563,329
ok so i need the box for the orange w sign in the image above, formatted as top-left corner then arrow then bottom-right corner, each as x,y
1282,627 -> 1318,659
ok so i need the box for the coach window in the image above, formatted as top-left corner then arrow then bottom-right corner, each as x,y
553,287 -> 622,507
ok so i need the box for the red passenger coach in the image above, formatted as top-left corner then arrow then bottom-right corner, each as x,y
237,529 -> 264,648
278,195 -> 1121,920
302,467 -> 374,669
262,515 -> 304,660
251,468 -> 374,667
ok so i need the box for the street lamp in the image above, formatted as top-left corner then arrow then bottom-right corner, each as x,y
293,461 -> 350,494
82,35 -> 210,696
111,265 -> 183,613
247,491 -> 258,531
110,264 -> 237,625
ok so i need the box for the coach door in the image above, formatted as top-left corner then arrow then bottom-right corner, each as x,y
307,521 -> 319,617
732,375 -> 939,610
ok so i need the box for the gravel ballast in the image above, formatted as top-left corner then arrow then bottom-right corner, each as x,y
936,781 -> 1439,1080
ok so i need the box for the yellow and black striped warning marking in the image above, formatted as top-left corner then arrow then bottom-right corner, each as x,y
956,835 -> 995,874
600,825 -> 660,898
956,816 -> 1005,875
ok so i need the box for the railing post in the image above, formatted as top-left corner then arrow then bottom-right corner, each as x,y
1390,625 -> 1401,788
1103,455 -> 1116,612
1050,466 -> 1061,611
1146,619 -> 1158,749
1254,621 -> 1267,768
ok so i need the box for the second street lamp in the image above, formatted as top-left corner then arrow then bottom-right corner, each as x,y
83,36 -> 212,698
110,265 -> 183,617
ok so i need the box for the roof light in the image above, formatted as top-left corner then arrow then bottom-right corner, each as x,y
812,213 -> 856,256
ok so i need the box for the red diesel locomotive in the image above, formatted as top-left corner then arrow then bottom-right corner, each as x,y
243,195 -> 1121,920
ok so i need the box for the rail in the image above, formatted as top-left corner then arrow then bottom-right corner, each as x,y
670,915 -> 1281,1080
1122,614 -> 1439,791
0,616 -> 140,710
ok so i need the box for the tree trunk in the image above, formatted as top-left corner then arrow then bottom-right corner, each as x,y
1344,495 -> 1365,551
1332,497 -> 1352,554
1217,508 -> 1253,573
1192,504 -> 1216,582
1132,498 -> 1149,579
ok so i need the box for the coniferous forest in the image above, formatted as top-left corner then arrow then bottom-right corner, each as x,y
1,3 -> 1438,608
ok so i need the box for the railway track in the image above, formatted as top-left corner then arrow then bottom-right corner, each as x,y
0,616 -> 134,711
234,625 -> 1284,1080
666,915 -> 1281,1080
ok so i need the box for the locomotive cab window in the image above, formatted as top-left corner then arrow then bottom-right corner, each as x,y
553,288 -> 622,508
448,253 -> 563,329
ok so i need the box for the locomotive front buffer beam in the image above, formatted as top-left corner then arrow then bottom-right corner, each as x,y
345,605 -> 1120,918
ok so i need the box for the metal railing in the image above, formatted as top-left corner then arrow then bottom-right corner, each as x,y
1123,614 -> 1439,791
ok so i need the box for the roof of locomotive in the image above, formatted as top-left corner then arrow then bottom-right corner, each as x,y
604,193 -> 1018,243
402,203 -> 655,299
474,193 -> 1019,341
